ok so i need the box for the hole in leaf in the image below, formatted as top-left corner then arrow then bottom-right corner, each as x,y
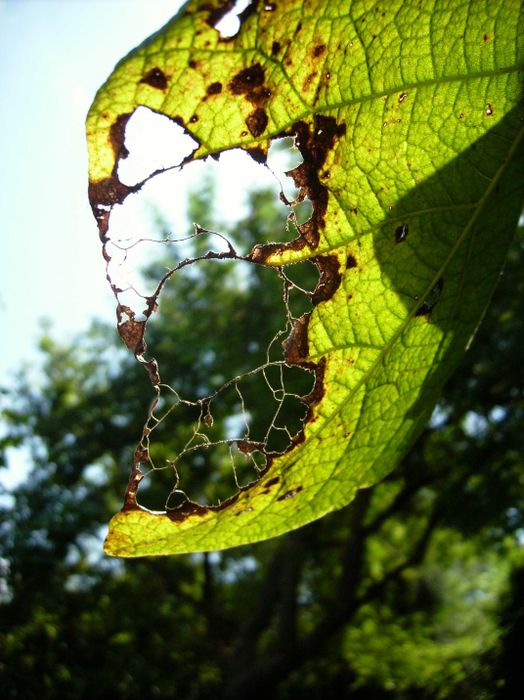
267,136 -> 303,203
118,107 -> 198,186
103,135 -> 320,511
212,0 -> 253,39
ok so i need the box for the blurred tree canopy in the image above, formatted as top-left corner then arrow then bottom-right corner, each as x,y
1,181 -> 523,699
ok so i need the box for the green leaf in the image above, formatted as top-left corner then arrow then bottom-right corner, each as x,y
87,0 -> 524,556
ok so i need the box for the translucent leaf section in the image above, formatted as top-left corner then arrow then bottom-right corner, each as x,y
86,0 -> 524,556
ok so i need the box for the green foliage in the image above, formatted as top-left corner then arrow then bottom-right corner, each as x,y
87,0 -> 524,554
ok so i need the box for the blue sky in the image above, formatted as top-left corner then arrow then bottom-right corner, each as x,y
0,0 -> 186,491
0,0 -> 186,383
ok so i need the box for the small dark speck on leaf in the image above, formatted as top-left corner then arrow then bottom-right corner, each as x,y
459,112 -> 465,119
265,477 -> 280,487
346,254 -> 358,269
277,486 -> 303,501
234,507 -> 254,516
416,278 -> 444,317
485,103 -> 493,116
313,44 -> 326,57
264,2 -> 277,10
189,59 -> 197,69
395,223 -> 409,243
483,33 -> 490,42
139,67 -> 168,90
271,41 -> 281,56
302,72 -> 317,91
398,92 -> 408,103
171,115 -> 185,128
207,81 -> 222,95
189,115 -> 198,123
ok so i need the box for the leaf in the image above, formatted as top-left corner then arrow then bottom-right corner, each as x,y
87,0 -> 524,556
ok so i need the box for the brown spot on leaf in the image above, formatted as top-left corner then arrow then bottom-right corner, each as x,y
283,313 -> 310,364
277,486 -> 303,501
88,177 -> 136,238
302,357 -> 326,411
139,67 -> 168,90
122,463 -> 144,511
171,114 -> 186,128
346,254 -> 358,269
289,116 -> 346,247
302,71 -> 317,91
249,116 -> 346,259
246,146 -> 268,163
204,0 -> 236,29
248,236 -> 308,264
189,59 -> 197,69
238,0 -> 258,23
207,81 -> 223,95
312,43 -> 326,57
166,500 -> 210,521
229,63 -> 271,110
109,112 -> 132,161
265,477 -> 280,487
271,41 -> 281,56
237,439 -> 265,455
246,107 -> 268,137
312,255 -> 342,305
229,63 -> 265,94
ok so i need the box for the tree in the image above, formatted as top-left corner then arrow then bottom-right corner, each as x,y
1,179 -> 522,698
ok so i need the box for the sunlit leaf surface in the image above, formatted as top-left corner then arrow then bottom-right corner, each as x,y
87,0 -> 524,555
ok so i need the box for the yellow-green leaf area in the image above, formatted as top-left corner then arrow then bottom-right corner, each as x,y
86,0 -> 524,556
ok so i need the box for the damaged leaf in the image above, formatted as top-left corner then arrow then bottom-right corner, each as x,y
87,0 -> 524,556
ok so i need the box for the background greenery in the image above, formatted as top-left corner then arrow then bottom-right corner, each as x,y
1,182 -> 523,698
